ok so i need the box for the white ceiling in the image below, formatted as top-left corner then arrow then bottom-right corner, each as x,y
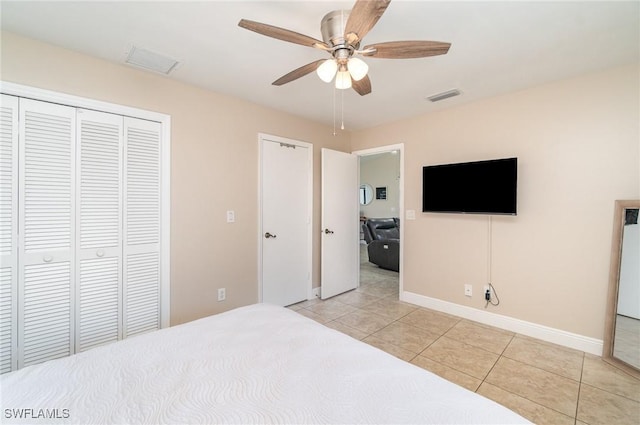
2,1 -> 638,130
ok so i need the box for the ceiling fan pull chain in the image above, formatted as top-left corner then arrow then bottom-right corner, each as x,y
332,84 -> 337,136
341,89 -> 345,130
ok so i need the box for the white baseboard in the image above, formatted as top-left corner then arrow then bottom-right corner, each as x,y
309,287 -> 321,300
401,291 -> 603,356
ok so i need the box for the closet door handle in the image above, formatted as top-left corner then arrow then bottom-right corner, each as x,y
265,232 -> 277,239
43,256 -> 53,263
96,249 -> 105,257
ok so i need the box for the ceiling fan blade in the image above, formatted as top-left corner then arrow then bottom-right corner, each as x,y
239,19 -> 328,49
352,75 -> 372,96
362,40 -> 451,59
272,59 -> 326,86
344,0 -> 391,45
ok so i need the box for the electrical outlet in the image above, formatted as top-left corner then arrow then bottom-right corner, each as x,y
217,288 -> 226,302
464,284 -> 472,297
484,285 -> 491,301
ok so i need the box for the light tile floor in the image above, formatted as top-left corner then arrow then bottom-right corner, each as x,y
288,248 -> 640,425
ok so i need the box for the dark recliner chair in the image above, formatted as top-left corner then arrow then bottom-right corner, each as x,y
362,218 -> 400,272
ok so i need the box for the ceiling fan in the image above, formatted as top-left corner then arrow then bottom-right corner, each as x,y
238,0 -> 451,96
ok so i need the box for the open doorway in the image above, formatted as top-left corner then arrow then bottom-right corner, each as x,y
354,144 -> 404,300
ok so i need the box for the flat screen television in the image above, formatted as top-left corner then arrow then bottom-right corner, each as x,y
422,157 -> 517,215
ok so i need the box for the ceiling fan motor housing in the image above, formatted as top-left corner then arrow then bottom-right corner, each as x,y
321,10 -> 350,47
321,10 -> 357,64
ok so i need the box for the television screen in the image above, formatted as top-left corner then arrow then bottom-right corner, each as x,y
422,157 -> 517,215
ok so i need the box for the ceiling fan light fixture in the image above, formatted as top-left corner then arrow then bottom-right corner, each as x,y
335,70 -> 352,90
347,57 -> 368,81
317,59 -> 338,83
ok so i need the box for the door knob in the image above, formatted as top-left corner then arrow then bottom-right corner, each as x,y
324,228 -> 334,234
264,232 -> 277,239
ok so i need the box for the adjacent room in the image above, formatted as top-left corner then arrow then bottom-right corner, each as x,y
1,1 -> 638,424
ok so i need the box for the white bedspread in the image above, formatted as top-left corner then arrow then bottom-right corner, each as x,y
1,304 -> 529,424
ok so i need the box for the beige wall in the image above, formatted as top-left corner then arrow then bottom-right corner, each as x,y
4,30 -> 638,342
1,31 -> 351,325
360,153 -> 400,219
352,64 -> 639,340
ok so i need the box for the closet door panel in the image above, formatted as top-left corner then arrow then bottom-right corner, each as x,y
76,110 -> 123,352
0,95 -> 19,373
18,99 -> 76,367
78,257 -> 119,351
22,262 -> 72,365
123,118 -> 161,337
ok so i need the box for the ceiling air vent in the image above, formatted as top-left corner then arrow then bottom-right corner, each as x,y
426,89 -> 461,103
125,45 -> 179,75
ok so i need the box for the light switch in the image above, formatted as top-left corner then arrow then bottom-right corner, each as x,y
406,210 -> 416,220
226,210 -> 235,223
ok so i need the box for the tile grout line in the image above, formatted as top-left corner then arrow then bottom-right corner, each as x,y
473,334 -> 584,421
476,333 -> 517,394
574,353 -> 585,425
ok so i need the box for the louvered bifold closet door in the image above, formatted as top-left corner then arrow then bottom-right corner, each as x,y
123,118 -> 161,338
76,110 -> 123,352
0,95 -> 19,373
18,99 -> 76,368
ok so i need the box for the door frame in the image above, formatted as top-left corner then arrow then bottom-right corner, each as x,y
353,143 -> 404,297
257,133 -> 313,303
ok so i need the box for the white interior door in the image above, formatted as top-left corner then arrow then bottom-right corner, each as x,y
0,94 -> 19,373
75,109 -> 123,352
0,86 -> 170,373
123,117 -> 162,338
321,148 -> 359,299
18,99 -> 76,368
260,135 -> 312,306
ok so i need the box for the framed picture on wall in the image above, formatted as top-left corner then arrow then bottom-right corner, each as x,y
376,187 -> 387,200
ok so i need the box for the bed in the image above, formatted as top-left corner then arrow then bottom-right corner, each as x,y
1,304 -> 529,424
